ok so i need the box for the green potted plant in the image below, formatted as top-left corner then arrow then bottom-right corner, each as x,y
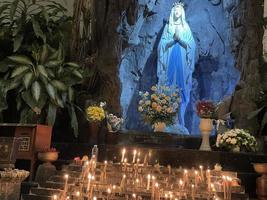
0,0 -> 83,138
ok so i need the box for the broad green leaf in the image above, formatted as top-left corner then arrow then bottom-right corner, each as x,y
8,55 -> 33,65
16,95 -> 22,110
11,66 -> 29,78
23,72 -> 33,89
46,68 -> 55,78
37,64 -> 48,78
40,75 -> 48,85
40,45 -> 48,64
45,60 -> 62,67
31,17 -> 46,42
13,34 -> 24,52
65,62 -> 80,68
69,105 -> 78,138
21,91 -> 36,110
31,81 -> 41,101
47,103 -> 57,126
51,80 -> 67,91
10,0 -> 19,20
0,59 -> 15,73
261,112 -> 267,133
72,70 -> 83,79
56,95 -> 64,108
46,83 -> 56,100
68,87 -> 74,102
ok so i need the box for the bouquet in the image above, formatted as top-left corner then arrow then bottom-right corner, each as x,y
86,102 -> 106,122
138,85 -> 181,125
196,100 -> 216,119
106,114 -> 124,132
216,129 -> 258,152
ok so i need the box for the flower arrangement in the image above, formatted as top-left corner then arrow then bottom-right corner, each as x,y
138,85 -> 181,126
86,102 -> 106,122
216,129 -> 258,152
196,100 -> 216,119
106,114 -> 124,132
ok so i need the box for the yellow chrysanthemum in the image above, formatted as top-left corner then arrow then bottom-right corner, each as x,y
86,106 -> 105,122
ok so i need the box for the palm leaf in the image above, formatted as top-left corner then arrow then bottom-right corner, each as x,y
11,66 -> 29,78
47,103 -> 57,126
8,55 -> 33,65
31,81 -> 41,101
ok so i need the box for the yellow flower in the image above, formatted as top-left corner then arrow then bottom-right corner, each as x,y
86,106 -> 105,122
152,102 -> 158,109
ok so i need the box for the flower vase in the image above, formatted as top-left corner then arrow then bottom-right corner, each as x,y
88,121 -> 100,144
199,118 -> 213,151
153,122 -> 166,132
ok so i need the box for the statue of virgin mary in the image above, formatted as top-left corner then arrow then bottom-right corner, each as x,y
157,2 -> 196,131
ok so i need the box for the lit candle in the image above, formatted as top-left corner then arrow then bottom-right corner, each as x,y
147,174 -> 151,190
143,153 -> 148,165
121,148 -> 126,163
183,169 -> 188,186
222,176 -> 226,200
87,173 -> 92,192
151,176 -> 156,199
132,149 -> 137,163
104,160 -> 107,181
107,188 -> 111,200
120,174 -> 126,193
191,184 -> 195,200
63,174 -> 69,197
207,169 -> 211,194
194,171 -> 199,187
132,193 -> 137,200
52,194 -> 57,200
199,165 -> 204,181
155,182 -> 159,200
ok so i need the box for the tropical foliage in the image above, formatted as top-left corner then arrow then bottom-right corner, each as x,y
0,0 -> 83,137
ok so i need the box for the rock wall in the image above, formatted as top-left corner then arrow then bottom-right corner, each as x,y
118,0 -> 245,133
83,0 -> 263,135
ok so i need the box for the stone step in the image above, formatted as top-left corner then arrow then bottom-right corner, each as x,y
42,181 -> 66,190
48,175 -> 77,183
21,194 -> 53,200
30,187 -> 63,197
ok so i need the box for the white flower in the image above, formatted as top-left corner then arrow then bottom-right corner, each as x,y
100,102 -> 106,107
144,92 -> 149,96
138,107 -> 144,112
231,138 -> 237,145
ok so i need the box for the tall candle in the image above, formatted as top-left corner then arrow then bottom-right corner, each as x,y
132,150 -> 137,163
191,184 -> 195,200
143,153 -> 148,165
147,174 -> 151,190
151,176 -> 156,199
222,176 -> 226,200
120,174 -> 126,193
199,165 -> 204,181
183,169 -> 188,186
207,169 -> 211,194
63,174 -> 69,197
194,171 -> 199,187
121,148 -> 126,163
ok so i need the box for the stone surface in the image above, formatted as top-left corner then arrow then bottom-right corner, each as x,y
118,0 -> 242,134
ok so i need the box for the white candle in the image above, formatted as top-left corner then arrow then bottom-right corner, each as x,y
199,165 -> 204,181
183,169 -> 188,186
120,174 -> 126,192
222,176 -> 226,199
64,174 -> 69,194
194,171 -> 199,187
143,153 -> 148,165
87,173 -> 92,192
121,148 -> 126,163
132,150 -> 137,163
191,184 -> 195,200
147,174 -> 151,190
